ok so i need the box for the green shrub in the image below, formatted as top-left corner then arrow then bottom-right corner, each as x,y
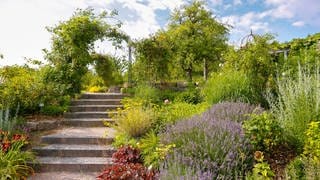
40,105 -> 65,116
268,66 -> 320,152
0,106 -> 18,131
112,133 -> 138,148
285,157 -> 306,179
138,131 -> 174,169
304,121 -> 320,159
285,122 -> 320,179
175,86 -> 203,104
154,102 -> 209,133
203,70 -> 254,105
133,84 -> 160,104
243,112 -> 283,152
246,151 -> 275,180
0,133 -> 35,179
112,98 -> 156,138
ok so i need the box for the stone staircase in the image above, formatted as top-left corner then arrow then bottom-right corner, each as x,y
30,93 -> 124,178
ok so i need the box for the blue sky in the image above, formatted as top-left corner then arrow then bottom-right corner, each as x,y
0,0 -> 319,66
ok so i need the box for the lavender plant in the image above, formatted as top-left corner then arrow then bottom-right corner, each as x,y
160,103 -> 257,179
204,102 -> 263,123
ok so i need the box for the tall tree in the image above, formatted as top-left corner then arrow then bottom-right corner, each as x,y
134,31 -> 172,83
44,8 -> 124,95
167,0 -> 229,81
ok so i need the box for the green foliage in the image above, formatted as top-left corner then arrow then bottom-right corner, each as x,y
0,106 -> 18,131
224,34 -> 279,105
303,121 -> 320,159
112,133 -> 138,148
175,86 -> 203,104
243,112 -> 283,152
247,151 -> 274,180
40,105 -> 65,116
92,53 -> 123,87
203,70 -> 254,104
81,70 -> 105,91
285,157 -> 306,180
0,135 -> 35,179
268,66 -> 320,152
168,1 -> 229,81
0,65 -> 71,116
112,98 -> 156,138
154,102 -> 208,133
133,84 -> 160,104
44,8 -> 123,96
138,131 -> 174,169
285,122 -> 320,179
133,31 -> 172,82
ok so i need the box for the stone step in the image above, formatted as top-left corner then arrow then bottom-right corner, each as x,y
64,112 -> 117,119
33,144 -> 115,157
71,99 -> 122,106
40,127 -> 115,145
68,105 -> 122,112
62,118 -> 114,127
28,171 -> 99,180
33,157 -> 112,172
81,93 -> 126,99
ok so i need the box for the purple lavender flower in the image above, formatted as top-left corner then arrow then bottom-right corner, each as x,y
160,102 -> 256,179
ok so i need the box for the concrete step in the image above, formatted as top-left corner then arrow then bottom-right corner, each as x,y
33,157 -> 112,172
64,112 -> 117,119
71,99 -> 122,106
33,144 -> 115,157
81,93 -> 126,99
40,127 -> 115,145
28,171 -> 99,180
68,105 -> 122,112
62,118 -> 114,127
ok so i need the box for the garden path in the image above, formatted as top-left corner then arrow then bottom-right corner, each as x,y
28,93 -> 124,180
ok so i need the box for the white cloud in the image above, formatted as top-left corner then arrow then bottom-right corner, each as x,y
0,0 -> 183,66
264,0 -> 320,27
220,11 -> 270,46
292,21 -> 305,27
211,0 -> 223,6
233,0 -> 242,5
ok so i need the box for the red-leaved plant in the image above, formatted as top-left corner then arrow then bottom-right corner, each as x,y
97,146 -> 159,180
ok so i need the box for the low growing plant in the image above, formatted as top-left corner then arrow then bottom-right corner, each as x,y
0,129 -> 35,179
246,151 -> 275,180
97,146 -> 158,180
203,70 -> 255,105
243,112 -> 283,152
268,66 -> 320,152
112,98 -> 156,138
160,106 -> 254,179
138,131 -> 175,170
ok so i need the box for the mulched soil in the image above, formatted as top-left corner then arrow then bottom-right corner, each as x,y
265,144 -> 297,179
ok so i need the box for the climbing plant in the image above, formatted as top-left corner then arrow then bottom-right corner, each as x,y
44,8 -> 125,96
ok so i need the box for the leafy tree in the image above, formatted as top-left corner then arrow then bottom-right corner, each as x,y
167,0 -> 228,81
133,31 -> 172,82
44,8 -> 124,96
92,53 -> 123,87
223,33 -> 279,105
